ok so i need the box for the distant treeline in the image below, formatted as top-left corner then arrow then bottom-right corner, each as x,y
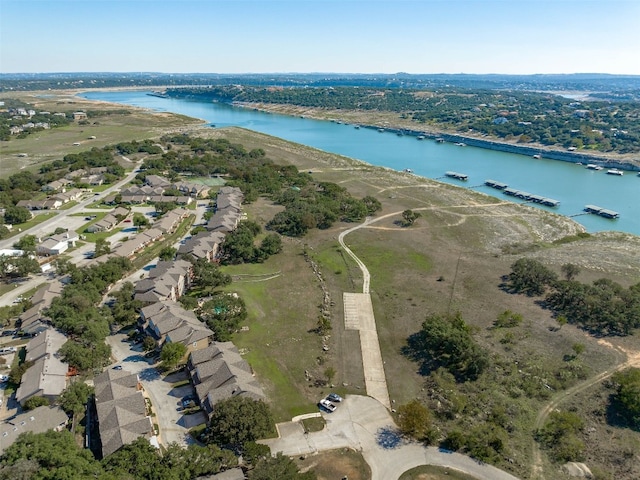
2,72 -> 640,94
168,85 -> 640,154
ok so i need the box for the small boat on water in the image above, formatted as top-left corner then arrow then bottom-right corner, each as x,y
354,125 -> 360,129
607,168 -> 624,176
455,142 -> 466,147
417,135 -> 425,140
378,128 -> 384,132
586,164 -> 603,170
403,168 -> 413,173
533,154 -> 541,159
445,171 -> 468,181
435,138 -> 445,143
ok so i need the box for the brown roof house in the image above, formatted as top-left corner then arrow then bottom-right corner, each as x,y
140,300 -> 212,355
94,368 -> 155,458
15,328 -> 69,406
187,342 -> 264,417
134,259 -> 192,304
18,280 -> 65,335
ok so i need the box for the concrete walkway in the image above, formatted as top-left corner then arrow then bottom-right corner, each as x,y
262,395 -> 520,480
339,217 -> 391,409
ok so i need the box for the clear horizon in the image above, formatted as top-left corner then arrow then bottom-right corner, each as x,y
2,0 -> 640,76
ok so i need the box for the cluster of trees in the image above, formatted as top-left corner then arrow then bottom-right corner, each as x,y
0,253 -> 40,280
197,292 -> 248,342
0,431 -> 237,480
404,312 -> 489,382
220,221 -> 282,264
611,367 -> 640,429
44,257 -> 133,370
536,411 -> 585,462
139,135 -> 381,238
168,85 -> 640,154
266,183 -> 381,237
115,139 -> 163,155
507,258 -> 640,336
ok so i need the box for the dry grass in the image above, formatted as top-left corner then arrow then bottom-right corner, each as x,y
5,92 -> 640,478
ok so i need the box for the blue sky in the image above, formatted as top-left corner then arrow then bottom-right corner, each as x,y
2,0 -> 639,75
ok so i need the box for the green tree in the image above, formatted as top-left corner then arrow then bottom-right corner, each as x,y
405,312 -> 489,381
611,367 -> 640,428
493,310 -> 523,328
396,399 -> 434,442
160,341 -> 187,369
142,335 -> 157,352
561,263 -> 581,281
507,258 -> 558,296
0,430 -> 104,479
59,381 -> 94,416
13,234 -> 37,251
160,442 -> 237,478
259,233 -> 283,256
158,246 -> 177,261
204,397 -> 276,451
133,212 -> 150,228
537,410 -> 585,462
249,452 -> 316,480
94,238 -> 111,257
192,258 -> 232,292
198,292 -> 247,341
23,396 -> 50,411
4,206 -> 31,224
401,209 -> 421,227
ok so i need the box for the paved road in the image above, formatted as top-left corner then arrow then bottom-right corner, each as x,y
262,395 -> 520,480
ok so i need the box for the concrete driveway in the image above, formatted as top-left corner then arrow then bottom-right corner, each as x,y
106,334 -> 205,447
261,395 -> 520,480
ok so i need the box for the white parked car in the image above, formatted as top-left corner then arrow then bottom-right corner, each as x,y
319,398 -> 337,412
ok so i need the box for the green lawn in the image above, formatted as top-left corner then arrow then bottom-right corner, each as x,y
4,212 -> 58,239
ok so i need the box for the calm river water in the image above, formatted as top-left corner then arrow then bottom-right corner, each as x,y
81,90 -> 640,236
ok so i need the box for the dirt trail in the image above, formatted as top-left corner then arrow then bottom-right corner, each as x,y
530,346 -> 640,479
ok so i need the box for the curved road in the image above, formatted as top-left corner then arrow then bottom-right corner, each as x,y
263,395 -> 520,480
334,212 -> 521,480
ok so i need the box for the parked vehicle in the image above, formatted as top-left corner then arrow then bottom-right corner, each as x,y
319,398 -> 337,412
327,393 -> 343,403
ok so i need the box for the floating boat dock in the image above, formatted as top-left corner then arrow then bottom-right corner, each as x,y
584,205 -> 620,219
445,171 -> 468,181
485,179 -> 509,190
503,188 -> 560,207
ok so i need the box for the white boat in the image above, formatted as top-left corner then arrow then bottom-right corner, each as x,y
455,142 -> 466,147
607,168 -> 624,176
532,154 -> 541,159
403,168 -> 413,173
586,164 -> 603,170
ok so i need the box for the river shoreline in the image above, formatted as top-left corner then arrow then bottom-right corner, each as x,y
232,101 -> 640,172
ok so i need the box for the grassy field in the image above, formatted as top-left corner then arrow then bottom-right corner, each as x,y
203,126 -> 640,479
3,92 -> 640,479
0,90 -> 202,177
